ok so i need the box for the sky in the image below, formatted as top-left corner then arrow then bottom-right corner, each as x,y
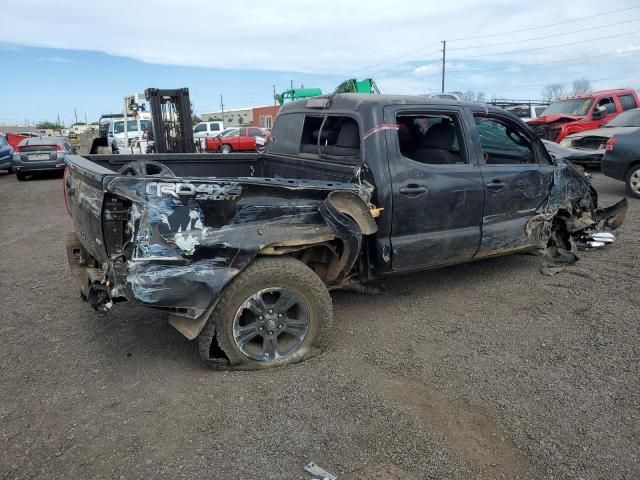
1,0 -> 640,126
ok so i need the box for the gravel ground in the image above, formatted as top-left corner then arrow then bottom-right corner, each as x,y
0,170 -> 638,480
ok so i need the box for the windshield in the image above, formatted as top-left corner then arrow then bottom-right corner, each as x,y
605,108 -> 640,127
541,98 -> 593,116
113,119 -> 151,134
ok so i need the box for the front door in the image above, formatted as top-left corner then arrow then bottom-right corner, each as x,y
386,106 -> 485,271
471,112 -> 555,256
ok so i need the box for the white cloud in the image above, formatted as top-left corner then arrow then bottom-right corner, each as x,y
36,56 -> 74,63
2,0 -> 639,76
414,62 -> 467,77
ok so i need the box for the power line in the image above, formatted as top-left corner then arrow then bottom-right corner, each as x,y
445,49 -> 640,76
447,29 -> 640,60
351,5 -> 640,77
447,5 -> 640,42
506,73 -> 640,88
351,43 -> 441,76
447,17 -> 640,51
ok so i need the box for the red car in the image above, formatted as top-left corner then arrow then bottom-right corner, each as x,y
205,127 -> 267,153
527,88 -> 640,143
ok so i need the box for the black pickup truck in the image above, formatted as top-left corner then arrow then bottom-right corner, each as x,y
64,94 -> 627,369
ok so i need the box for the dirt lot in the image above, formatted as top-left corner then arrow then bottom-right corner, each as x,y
0,170 -> 638,479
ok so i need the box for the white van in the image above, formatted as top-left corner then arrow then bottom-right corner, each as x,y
108,117 -> 152,153
193,121 -> 224,139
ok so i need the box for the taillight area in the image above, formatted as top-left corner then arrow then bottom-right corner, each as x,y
606,137 -> 618,151
14,146 -> 20,153
55,144 -> 64,152
63,167 -> 71,215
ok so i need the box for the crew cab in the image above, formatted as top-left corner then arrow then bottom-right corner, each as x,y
193,121 -> 224,139
205,127 -> 267,153
63,94 -> 626,369
528,89 -> 640,142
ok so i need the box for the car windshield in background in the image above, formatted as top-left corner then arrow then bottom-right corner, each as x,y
541,98 -> 594,116
605,109 -> 640,127
220,128 -> 239,137
113,120 -> 151,134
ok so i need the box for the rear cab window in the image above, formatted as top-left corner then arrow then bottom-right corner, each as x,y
619,94 -> 638,111
269,112 -> 361,161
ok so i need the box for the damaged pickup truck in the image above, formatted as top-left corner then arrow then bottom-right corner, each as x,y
64,94 -> 627,369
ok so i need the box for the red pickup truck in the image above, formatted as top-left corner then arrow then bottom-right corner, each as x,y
527,89 -> 640,142
205,127 -> 267,153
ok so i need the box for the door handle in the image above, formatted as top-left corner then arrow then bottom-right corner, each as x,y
399,184 -> 428,195
486,180 -> 506,191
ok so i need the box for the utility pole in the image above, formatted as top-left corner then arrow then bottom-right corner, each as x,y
85,113 -> 88,125
290,79 -> 294,90
273,85 -> 277,108
441,40 -> 446,93
57,113 -> 61,128
220,94 -> 224,123
74,107 -> 78,125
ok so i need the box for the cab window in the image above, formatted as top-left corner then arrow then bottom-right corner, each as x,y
396,113 -> 466,165
474,116 -> 535,165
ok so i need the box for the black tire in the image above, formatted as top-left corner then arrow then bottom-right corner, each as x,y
625,164 -> 640,199
16,171 -> 26,181
7,166 -> 13,174
198,257 -> 332,369
221,144 -> 232,154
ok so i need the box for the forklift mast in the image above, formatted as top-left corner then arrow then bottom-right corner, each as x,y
145,88 -> 195,153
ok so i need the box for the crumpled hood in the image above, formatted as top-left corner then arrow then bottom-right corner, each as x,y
529,114 -> 581,125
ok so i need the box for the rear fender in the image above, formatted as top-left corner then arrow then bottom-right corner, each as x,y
104,176 -> 375,339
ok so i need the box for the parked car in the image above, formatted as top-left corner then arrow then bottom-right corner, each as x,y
489,99 -> 549,122
205,127 -> 268,153
557,108 -> 640,168
12,136 -> 75,180
601,128 -> 640,198
0,133 -> 14,172
542,139 -> 603,167
528,89 -> 640,142
63,94 -> 626,369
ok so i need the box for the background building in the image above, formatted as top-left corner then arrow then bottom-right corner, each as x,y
201,105 -> 279,128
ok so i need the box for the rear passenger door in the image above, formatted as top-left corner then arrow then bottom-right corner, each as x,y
472,111 -> 554,256
385,105 -> 485,270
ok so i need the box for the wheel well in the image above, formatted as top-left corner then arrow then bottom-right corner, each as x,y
259,241 -> 345,284
626,160 -> 640,177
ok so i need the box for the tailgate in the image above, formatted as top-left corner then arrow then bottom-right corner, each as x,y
64,155 -> 116,263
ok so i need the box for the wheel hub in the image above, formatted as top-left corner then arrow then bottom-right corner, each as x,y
232,287 -> 310,361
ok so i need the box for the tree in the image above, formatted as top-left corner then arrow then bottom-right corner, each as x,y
36,121 -> 64,129
541,83 -> 566,102
462,90 -> 486,102
192,114 -> 202,126
571,78 -> 592,96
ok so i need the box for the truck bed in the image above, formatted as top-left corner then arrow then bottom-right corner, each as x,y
64,152 -> 375,332
82,152 -> 361,184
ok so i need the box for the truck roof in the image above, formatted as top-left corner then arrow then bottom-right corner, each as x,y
561,88 -> 636,100
278,93 -> 505,115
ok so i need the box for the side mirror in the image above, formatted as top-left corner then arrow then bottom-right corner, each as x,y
592,105 -> 606,120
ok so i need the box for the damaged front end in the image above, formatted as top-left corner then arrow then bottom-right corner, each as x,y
68,174 -> 376,339
525,159 -> 627,274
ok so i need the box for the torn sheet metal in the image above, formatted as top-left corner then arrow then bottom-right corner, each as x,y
101,176 -> 375,338
526,159 -> 627,268
304,462 -> 337,480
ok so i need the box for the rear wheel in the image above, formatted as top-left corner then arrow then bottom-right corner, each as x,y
221,144 -> 232,154
16,171 -> 26,181
625,164 -> 640,199
199,257 -> 332,369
